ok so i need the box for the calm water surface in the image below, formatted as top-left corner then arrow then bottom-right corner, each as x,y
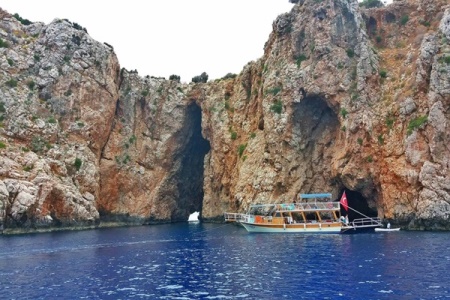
0,223 -> 449,299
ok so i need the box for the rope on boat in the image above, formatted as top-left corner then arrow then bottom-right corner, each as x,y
347,205 -> 373,220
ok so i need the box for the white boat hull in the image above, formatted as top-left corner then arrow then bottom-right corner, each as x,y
240,222 -> 342,233
375,228 -> 400,232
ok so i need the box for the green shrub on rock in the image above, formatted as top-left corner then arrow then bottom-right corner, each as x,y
13,13 -> 32,25
359,0 -> 384,8
407,116 -> 428,135
192,72 -> 208,83
0,38 -> 8,48
270,100 -> 283,114
169,75 -> 181,82
5,78 -> 18,88
74,158 -> 82,171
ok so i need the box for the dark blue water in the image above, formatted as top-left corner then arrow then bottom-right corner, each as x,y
0,223 -> 449,299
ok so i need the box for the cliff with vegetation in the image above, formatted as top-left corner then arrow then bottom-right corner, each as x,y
0,0 -> 449,233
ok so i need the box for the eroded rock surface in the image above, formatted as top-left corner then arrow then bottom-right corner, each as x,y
1,0 -> 450,232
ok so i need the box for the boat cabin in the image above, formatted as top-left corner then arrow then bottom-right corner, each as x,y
243,193 -> 341,225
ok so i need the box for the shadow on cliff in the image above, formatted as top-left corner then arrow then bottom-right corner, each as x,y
291,94 -> 340,191
144,101 -> 211,224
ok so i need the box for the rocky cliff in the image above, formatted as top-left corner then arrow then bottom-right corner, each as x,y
0,0 -> 449,233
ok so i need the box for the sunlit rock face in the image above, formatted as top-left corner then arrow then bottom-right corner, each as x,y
1,0 -> 450,232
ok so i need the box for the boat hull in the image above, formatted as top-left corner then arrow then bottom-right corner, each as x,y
240,222 -> 342,233
375,228 -> 400,232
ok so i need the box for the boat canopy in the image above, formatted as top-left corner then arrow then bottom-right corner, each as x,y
299,193 -> 332,199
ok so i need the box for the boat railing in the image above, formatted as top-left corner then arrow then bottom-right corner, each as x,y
224,212 -> 248,222
275,202 -> 340,212
351,217 -> 382,228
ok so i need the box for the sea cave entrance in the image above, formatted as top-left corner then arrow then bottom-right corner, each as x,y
174,103 -> 210,222
339,189 -> 378,221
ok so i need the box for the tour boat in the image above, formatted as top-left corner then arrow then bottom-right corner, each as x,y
224,193 -> 382,233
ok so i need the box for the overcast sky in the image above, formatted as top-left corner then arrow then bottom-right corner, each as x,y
2,0 -> 393,83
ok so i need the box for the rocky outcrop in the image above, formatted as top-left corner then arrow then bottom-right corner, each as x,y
1,0 -> 450,233
97,72 -> 210,224
0,11 -> 119,231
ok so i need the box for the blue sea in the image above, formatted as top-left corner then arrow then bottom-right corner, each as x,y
0,223 -> 449,299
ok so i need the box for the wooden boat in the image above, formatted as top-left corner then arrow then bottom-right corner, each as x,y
375,227 -> 400,232
224,193 -> 382,233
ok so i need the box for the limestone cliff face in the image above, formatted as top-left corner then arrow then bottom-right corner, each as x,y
97,72 -> 209,224
203,0 -> 450,230
0,10 -> 120,231
1,0 -> 449,232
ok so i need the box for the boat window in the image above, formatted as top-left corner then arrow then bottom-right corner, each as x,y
292,212 -> 304,223
304,212 -> 317,222
320,211 -> 335,221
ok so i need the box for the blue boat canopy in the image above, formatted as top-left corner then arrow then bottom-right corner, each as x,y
299,193 -> 332,199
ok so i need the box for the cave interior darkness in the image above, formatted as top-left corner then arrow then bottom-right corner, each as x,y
175,103 -> 210,221
339,189 -> 378,220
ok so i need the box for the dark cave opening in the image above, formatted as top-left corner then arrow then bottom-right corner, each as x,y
339,189 -> 378,221
175,103 -> 211,221
385,12 -> 396,24
293,94 -> 339,154
366,16 -> 377,35
292,94 -> 340,193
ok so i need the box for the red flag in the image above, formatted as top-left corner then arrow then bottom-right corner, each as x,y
340,191 -> 348,211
